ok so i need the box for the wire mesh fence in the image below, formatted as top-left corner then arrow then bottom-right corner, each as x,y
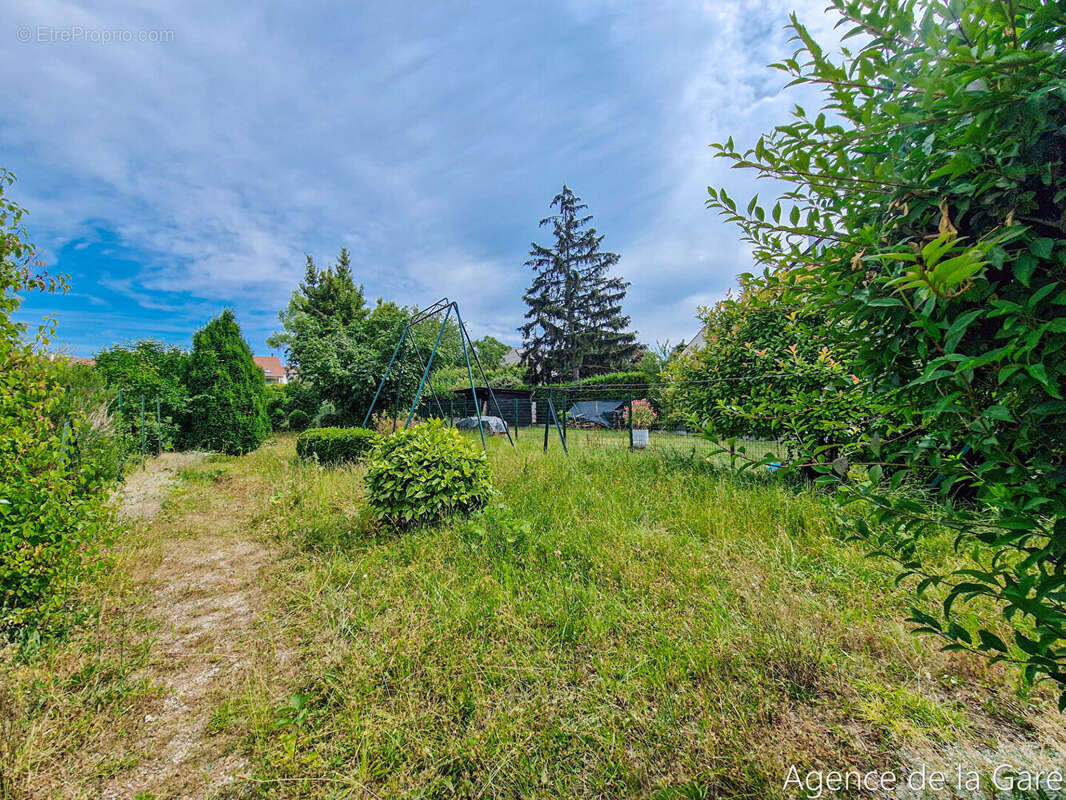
415,383 -> 788,462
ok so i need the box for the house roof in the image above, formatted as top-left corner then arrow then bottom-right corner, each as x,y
500,347 -> 522,366
253,355 -> 285,377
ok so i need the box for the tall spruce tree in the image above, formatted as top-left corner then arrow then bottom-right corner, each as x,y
520,186 -> 638,382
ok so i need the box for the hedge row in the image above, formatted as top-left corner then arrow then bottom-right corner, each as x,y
528,371 -> 656,402
296,426 -> 378,464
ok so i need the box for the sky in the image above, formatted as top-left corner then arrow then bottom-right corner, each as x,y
2,0 -> 837,359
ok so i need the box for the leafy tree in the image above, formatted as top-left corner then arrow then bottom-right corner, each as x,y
268,248 -> 368,370
520,186 -> 638,383
0,169 -> 110,636
663,284 -> 877,457
270,250 -> 465,424
472,335 -> 509,370
708,0 -> 1066,702
634,340 -> 675,380
94,339 -> 189,448
185,310 -> 270,454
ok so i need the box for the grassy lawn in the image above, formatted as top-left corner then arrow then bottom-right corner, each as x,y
502,425 -> 784,464
3,435 -> 1063,799
226,435 -> 1063,798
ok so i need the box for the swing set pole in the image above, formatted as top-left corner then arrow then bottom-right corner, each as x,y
362,326 -> 409,429
406,304 -> 453,427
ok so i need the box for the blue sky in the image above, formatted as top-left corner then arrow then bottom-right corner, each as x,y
3,0 -> 834,358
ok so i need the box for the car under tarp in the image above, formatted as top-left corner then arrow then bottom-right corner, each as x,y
455,415 -> 509,435
565,400 -> 625,428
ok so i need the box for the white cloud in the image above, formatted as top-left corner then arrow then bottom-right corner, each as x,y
2,0 -> 847,353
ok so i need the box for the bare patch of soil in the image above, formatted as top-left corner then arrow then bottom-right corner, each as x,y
117,451 -> 209,522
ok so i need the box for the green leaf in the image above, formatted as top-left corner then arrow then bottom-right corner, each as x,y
1029,237 -> 1054,259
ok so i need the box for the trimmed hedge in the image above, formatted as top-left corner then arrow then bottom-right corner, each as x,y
296,426 -> 378,464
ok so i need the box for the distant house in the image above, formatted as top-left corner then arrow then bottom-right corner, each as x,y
500,347 -> 522,367
253,355 -> 289,385
48,353 -> 96,367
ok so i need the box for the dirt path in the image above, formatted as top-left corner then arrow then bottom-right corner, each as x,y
99,453 -> 278,799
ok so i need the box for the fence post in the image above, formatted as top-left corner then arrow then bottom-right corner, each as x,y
156,397 -> 163,453
561,390 -> 567,446
543,388 -> 551,452
140,394 -> 146,460
627,394 -> 633,449
513,397 -> 518,440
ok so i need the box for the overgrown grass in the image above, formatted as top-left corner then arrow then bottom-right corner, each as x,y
228,436 -> 1063,798
3,437 -> 1061,799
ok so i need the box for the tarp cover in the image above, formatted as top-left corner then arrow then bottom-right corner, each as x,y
455,415 -> 509,434
565,400 -> 624,428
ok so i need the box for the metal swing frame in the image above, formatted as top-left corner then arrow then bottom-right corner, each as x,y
361,298 -> 516,451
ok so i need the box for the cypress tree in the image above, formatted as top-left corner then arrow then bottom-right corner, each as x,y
519,186 -> 638,382
185,309 -> 270,454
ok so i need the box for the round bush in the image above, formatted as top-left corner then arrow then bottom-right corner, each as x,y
288,408 -> 310,431
364,420 -> 493,528
296,426 -> 378,464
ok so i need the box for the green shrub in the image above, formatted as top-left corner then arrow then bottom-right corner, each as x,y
364,420 -> 493,528
296,426 -> 378,464
1,169 -> 112,637
184,310 -> 270,455
708,1 -> 1066,701
94,340 -> 189,448
287,408 -> 310,431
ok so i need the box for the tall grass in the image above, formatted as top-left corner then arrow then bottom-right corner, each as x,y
232,436 -> 1058,799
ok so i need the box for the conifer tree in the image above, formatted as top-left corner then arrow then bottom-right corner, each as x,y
185,309 -> 270,454
520,186 -> 638,382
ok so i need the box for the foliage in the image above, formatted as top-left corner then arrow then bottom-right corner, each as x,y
520,186 -> 639,383
287,408 -> 310,431
268,249 -> 368,362
185,310 -> 270,454
429,364 -> 525,396
49,358 -> 130,486
473,335 -> 510,370
707,0 -> 1066,701
264,384 -> 290,430
662,285 -> 877,449
634,340 -> 674,381
296,426 -> 379,464
368,411 -> 426,435
270,252 -> 466,424
94,339 -> 189,448
623,398 -> 657,429
487,371 -> 524,390
0,169 -> 111,636
363,420 -> 493,528
550,371 -> 655,403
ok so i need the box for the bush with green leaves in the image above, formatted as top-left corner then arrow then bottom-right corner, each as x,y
287,408 -> 310,431
364,420 -> 493,528
708,0 -> 1066,703
296,427 -> 378,464
185,310 -> 270,455
662,284 -> 880,455
94,339 -> 189,448
0,169 -> 112,637
49,358 -> 131,487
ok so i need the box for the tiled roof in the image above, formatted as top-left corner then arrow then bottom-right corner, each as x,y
253,355 -> 285,376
